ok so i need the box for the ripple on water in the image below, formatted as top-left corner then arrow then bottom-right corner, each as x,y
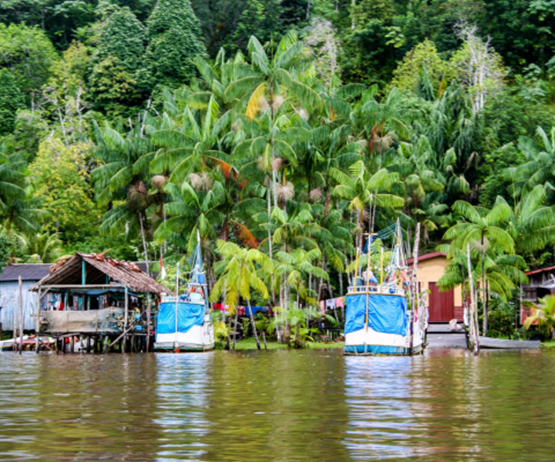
0,349 -> 554,461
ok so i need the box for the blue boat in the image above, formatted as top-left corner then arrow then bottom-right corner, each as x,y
154,237 -> 214,352
344,223 -> 428,356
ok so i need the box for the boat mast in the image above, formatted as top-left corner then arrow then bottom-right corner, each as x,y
175,262 -> 180,340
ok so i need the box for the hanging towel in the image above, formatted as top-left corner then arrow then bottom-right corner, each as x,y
320,300 -> 325,314
325,299 -> 336,310
335,297 -> 345,308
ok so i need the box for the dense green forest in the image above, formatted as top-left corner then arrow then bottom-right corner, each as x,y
1,0 -> 555,336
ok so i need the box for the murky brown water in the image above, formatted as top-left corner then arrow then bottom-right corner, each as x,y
0,349 -> 554,461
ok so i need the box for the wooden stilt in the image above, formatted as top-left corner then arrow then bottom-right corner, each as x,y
35,289 -> 41,353
122,288 -> 128,353
12,302 -> 16,351
146,294 -> 151,353
18,276 -> 23,354
70,336 -> 74,353
409,223 -> 421,356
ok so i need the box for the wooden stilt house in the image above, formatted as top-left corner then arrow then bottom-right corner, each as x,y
30,252 -> 171,353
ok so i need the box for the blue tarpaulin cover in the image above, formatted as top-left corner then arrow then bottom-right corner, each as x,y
345,293 -> 407,336
156,302 -> 205,334
245,305 -> 267,316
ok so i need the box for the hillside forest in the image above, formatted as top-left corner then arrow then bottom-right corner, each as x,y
1,0 -> 555,337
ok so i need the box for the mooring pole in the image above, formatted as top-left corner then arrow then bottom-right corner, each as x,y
35,289 -> 41,353
18,276 -> 23,354
410,223 -> 421,356
146,293 -> 151,353
123,287 -> 129,353
12,301 -> 16,351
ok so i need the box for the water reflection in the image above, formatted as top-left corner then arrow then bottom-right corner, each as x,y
344,356 -> 420,459
1,350 -> 555,461
154,353 -> 213,461
197,350 -> 351,462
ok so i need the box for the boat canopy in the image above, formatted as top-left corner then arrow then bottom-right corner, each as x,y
156,300 -> 205,335
345,293 -> 407,336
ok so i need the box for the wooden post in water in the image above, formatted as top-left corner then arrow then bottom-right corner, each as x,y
123,287 -> 129,353
12,301 -> 17,350
18,276 -> 23,354
35,289 -> 41,353
146,294 -> 151,353
409,224 -> 421,356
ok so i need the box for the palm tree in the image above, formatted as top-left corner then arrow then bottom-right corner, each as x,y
225,32 -> 321,257
497,185 -> 555,256
16,228 -> 63,263
148,95 -> 231,184
332,160 -> 404,248
524,295 -> 555,339
303,123 -> 363,215
389,137 -> 446,246
506,126 -> 555,195
443,200 -> 515,335
154,177 -> 227,287
210,240 -> 273,350
92,119 -> 157,271
0,149 -> 41,235
439,247 -> 526,306
274,247 -> 328,309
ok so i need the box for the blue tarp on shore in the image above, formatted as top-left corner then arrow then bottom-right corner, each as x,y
156,302 -> 205,334
345,293 -> 407,336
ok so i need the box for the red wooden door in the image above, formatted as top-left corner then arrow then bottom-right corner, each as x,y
429,282 -> 455,322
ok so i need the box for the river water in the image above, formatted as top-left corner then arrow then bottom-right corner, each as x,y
0,349 -> 554,461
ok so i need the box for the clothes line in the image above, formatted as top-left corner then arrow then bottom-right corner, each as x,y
319,297 -> 345,314
212,304 -> 271,316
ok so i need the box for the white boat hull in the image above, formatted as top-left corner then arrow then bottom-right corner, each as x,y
154,321 -> 214,352
344,320 -> 425,355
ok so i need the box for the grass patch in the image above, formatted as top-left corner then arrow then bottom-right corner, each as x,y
540,340 -> 555,349
307,342 -> 345,349
233,338 -> 288,350
225,337 -> 345,350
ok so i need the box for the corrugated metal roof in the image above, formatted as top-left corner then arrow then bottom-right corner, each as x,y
526,265 -> 555,276
406,251 -> 447,265
0,264 -> 52,282
30,253 -> 171,295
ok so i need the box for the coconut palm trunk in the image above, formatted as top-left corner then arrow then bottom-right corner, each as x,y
247,299 -> 261,349
226,311 -> 232,350
137,211 -> 150,276
481,237 -> 487,336
232,306 -> 239,350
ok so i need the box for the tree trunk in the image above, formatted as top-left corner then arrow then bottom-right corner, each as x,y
232,307 -> 239,350
247,299 -> 261,349
481,242 -> 487,336
226,308 -> 231,350
368,194 -> 373,233
324,188 -> 331,216
138,212 -> 150,276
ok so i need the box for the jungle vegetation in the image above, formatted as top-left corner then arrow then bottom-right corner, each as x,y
1,0 -> 555,337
